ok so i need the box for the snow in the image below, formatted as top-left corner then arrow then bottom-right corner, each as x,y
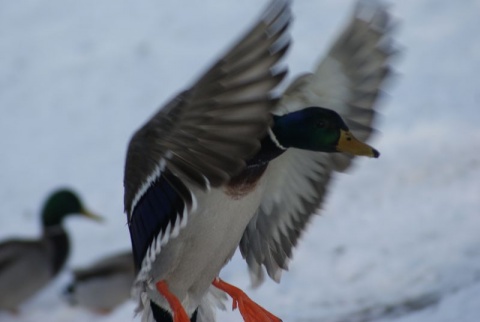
0,0 -> 479,321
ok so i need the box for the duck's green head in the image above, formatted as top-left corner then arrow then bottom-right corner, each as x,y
271,107 -> 379,157
41,189 -> 103,227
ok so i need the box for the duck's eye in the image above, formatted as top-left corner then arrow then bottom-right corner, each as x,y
316,120 -> 327,128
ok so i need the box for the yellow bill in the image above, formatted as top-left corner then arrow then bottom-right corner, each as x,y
81,208 -> 104,222
336,130 -> 380,158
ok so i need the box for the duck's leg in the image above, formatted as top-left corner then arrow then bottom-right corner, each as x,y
212,277 -> 282,322
156,280 -> 190,322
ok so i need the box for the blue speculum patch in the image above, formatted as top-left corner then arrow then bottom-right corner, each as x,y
129,171 -> 186,270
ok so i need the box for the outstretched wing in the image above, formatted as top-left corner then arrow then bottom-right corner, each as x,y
124,0 -> 292,279
240,1 -> 397,286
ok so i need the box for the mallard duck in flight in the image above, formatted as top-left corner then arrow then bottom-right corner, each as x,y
0,188 -> 102,313
123,0 -> 394,321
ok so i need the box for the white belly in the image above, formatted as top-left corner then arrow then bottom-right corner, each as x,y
145,177 -> 266,314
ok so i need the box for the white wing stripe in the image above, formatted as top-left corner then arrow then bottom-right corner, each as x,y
129,150 -> 173,217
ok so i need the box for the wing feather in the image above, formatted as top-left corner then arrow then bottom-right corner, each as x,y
124,0 -> 292,218
240,2 -> 396,286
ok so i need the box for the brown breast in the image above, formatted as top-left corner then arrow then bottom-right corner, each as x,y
224,164 -> 268,200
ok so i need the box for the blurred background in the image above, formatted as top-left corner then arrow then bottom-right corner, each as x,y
0,0 -> 479,321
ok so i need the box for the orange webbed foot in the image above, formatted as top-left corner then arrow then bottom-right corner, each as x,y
212,278 -> 282,322
156,280 -> 190,322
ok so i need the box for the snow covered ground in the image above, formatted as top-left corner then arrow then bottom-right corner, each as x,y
0,0 -> 479,321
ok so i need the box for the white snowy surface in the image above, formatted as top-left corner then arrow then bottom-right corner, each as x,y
0,0 -> 479,321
